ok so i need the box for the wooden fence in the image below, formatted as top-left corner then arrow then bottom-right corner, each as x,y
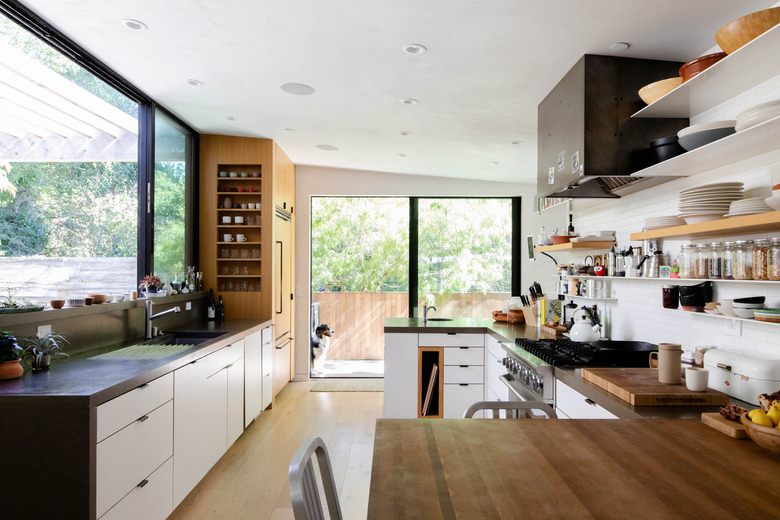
311,292 -> 509,360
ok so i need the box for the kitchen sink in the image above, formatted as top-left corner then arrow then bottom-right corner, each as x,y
426,318 -> 453,322
155,330 -> 228,345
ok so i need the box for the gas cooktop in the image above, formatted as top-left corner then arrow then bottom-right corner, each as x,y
514,338 -> 657,367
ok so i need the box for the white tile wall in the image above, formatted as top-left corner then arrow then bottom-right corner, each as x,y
567,71 -> 780,359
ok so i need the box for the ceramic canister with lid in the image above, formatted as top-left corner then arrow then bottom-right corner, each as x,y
650,343 -> 683,384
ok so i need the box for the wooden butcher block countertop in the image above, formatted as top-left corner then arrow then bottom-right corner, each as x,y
368,418 -> 780,520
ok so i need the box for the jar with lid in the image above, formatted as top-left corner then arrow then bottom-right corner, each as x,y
753,238 -> 770,280
708,242 -> 724,279
769,237 -> 780,281
734,240 -> 753,280
662,285 -> 679,309
721,241 -> 736,280
694,244 -> 710,279
679,244 -> 696,279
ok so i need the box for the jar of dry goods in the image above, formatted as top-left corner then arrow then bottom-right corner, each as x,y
753,238 -> 770,280
679,244 -> 696,279
709,242 -> 724,279
694,243 -> 710,279
734,240 -> 753,280
721,242 -> 736,280
769,237 -> 780,281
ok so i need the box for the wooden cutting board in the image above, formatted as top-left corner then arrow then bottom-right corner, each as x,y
581,367 -> 730,406
701,412 -> 749,439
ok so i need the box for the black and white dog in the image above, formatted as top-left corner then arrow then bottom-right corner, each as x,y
311,324 -> 335,375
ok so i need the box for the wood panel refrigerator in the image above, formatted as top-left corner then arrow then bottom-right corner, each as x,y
273,206 -> 293,395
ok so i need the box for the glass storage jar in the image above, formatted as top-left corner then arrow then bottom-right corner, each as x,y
721,241 -> 736,280
769,237 -> 780,281
679,244 -> 696,279
753,238 -> 770,280
734,240 -> 753,280
709,242 -> 724,279
694,244 -> 710,279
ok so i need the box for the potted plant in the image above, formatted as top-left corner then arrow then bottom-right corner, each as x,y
0,328 -> 23,380
21,330 -> 70,371
140,274 -> 162,294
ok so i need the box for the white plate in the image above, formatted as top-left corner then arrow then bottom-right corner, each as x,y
724,211 -> 770,218
680,182 -> 744,193
681,214 -> 725,224
703,309 -> 723,316
736,100 -> 780,132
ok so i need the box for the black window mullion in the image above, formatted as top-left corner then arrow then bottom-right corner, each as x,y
512,197 -> 522,296
408,198 -> 419,318
138,104 -> 154,283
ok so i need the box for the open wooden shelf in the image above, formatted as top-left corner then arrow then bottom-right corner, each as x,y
629,211 -> 780,241
535,241 -> 614,252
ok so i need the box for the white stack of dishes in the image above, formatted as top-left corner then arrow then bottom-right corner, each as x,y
644,216 -> 686,229
678,182 -> 743,224
724,197 -> 773,217
736,99 -> 780,132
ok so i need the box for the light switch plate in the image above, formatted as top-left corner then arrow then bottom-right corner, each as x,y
186,302 -> 192,311
37,324 -> 51,338
723,319 -> 741,337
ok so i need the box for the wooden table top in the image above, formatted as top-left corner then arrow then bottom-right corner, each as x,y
368,418 -> 780,519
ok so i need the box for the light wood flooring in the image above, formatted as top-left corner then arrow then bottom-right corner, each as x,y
168,381 -> 383,520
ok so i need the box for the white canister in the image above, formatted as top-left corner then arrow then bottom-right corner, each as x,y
234,216 -> 244,225
221,216 -> 231,224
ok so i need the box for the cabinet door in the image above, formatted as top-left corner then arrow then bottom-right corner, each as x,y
383,334 -> 419,418
99,457 -> 173,520
443,384 -> 484,419
273,215 -> 292,342
173,358 -> 210,506
244,331 -> 263,427
262,327 -> 273,409
555,380 -> 618,419
227,357 -> 245,447
273,340 -> 291,397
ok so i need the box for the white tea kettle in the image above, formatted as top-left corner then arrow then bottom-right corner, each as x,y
569,306 -> 601,342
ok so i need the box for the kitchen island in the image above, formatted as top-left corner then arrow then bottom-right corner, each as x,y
368,418 -> 780,519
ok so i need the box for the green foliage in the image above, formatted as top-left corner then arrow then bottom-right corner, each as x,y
153,162 -> 186,278
0,329 -> 22,362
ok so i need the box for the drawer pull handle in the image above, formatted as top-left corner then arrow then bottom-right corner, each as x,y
716,363 -> 731,371
584,398 -> 596,406
459,346 -> 469,350
138,479 -> 149,488
137,415 -> 149,423
460,365 -> 468,368
459,383 -> 468,386
447,333 -> 456,336
138,383 -> 149,390
224,363 -> 234,370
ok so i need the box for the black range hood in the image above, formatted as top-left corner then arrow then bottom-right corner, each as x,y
537,55 -> 690,199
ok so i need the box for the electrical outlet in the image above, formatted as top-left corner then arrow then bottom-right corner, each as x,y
186,302 -> 192,311
37,325 -> 51,338
723,319 -> 741,337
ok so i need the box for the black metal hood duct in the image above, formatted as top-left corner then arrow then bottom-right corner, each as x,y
537,55 -> 690,199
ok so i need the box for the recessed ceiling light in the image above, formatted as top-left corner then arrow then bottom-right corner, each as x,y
397,153 -> 407,157
399,131 -> 412,136
226,116 -> 237,121
186,79 -> 203,87
510,140 -> 524,145
402,44 -> 427,55
400,98 -> 419,105
281,83 -> 316,95
316,144 -> 338,151
610,42 -> 630,52
121,19 -> 147,31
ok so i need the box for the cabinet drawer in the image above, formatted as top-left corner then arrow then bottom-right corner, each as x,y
555,380 -> 618,420
443,346 -> 484,365
99,457 -> 173,520
419,333 -> 484,347
97,372 -> 173,442
443,365 -> 484,384
205,340 -> 244,377
486,336 -> 505,360
97,400 -> 173,518
443,383 -> 484,418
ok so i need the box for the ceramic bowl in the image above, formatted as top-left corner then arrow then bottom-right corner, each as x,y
88,294 -> 107,304
679,52 -> 727,82
677,121 -> 736,151
638,77 -> 683,104
733,307 -> 757,319
717,299 -> 737,317
550,235 -> 573,245
716,7 -> 780,54
49,299 -> 65,309
765,193 -> 780,211
734,296 -> 766,304
741,413 -> 780,455
733,302 -> 765,309
84,297 -> 94,306
66,298 -> 85,308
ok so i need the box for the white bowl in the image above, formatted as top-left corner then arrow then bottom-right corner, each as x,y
765,194 -> 780,211
66,298 -> 85,308
733,307 -> 756,319
732,302 -> 764,309
736,99 -> 780,132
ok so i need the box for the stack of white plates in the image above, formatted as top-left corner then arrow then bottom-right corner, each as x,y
724,197 -> 773,217
678,182 -> 743,224
736,99 -> 780,132
644,216 -> 686,229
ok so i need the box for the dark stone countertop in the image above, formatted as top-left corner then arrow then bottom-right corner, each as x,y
0,318 -> 272,407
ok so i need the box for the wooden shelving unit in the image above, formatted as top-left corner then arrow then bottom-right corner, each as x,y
534,241 -> 614,252
629,211 -> 780,241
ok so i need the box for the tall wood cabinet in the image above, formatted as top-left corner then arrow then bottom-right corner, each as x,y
199,135 -> 295,395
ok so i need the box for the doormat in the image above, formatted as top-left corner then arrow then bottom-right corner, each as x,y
310,378 -> 384,392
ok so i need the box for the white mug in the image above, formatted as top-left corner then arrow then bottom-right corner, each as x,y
223,234 -> 234,242
234,216 -> 244,224
685,367 -> 709,392
236,234 -> 247,242
241,203 -> 248,209
248,203 -> 255,209
221,216 -> 231,224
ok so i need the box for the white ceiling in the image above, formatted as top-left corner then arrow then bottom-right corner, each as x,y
17,0 -> 777,183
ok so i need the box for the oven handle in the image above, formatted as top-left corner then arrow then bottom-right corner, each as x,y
499,373 -> 544,402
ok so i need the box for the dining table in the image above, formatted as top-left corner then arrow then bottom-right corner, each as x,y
367,418 -> 780,519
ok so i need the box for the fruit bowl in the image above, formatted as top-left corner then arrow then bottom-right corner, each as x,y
741,413 -> 780,455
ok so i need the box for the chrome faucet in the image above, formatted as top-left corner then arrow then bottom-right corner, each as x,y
423,304 -> 436,324
145,299 -> 181,339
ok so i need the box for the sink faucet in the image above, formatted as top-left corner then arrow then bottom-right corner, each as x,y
145,300 -> 181,339
423,304 -> 436,324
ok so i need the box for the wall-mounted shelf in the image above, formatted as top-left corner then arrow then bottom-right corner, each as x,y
556,293 -> 617,302
534,241 -> 614,252
632,24 -> 780,119
629,211 -> 780,241
560,273 -> 780,285
686,309 -> 780,329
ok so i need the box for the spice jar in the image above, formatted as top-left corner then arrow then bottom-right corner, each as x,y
734,240 -> 753,280
769,237 -> 780,281
694,243 -> 710,279
753,238 -> 770,280
709,242 -> 724,279
662,285 -> 679,309
679,244 -> 696,279
721,242 -> 736,280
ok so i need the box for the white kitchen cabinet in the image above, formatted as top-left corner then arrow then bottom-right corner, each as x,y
244,330 -> 263,427
486,336 -> 509,402
99,458 -> 173,520
555,379 -> 617,419
261,326 -> 273,410
273,338 -> 291,397
443,384 -> 484,419
227,354 -> 245,446
384,333 -> 419,418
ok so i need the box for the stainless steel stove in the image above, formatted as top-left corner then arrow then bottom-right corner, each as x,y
500,338 -> 657,406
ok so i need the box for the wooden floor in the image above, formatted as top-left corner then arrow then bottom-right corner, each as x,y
168,381 -> 383,520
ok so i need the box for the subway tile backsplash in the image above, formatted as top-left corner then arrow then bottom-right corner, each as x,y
570,71 -> 780,359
